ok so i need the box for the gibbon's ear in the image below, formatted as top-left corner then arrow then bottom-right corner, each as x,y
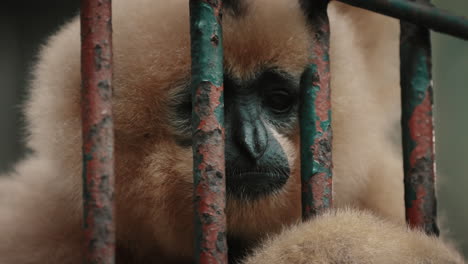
242,209 -> 465,264
223,0 -> 249,17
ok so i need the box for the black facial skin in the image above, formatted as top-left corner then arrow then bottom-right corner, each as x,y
227,235 -> 254,263
170,69 -> 299,200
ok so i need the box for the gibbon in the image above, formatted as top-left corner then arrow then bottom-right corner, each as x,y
0,0 -> 464,263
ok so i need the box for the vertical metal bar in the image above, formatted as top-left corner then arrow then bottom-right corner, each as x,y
400,0 -> 439,236
80,0 -> 115,263
299,0 -> 333,220
189,1 -> 227,263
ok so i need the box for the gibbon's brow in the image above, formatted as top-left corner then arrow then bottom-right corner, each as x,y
223,0 -> 249,17
175,68 -> 299,98
255,69 -> 299,95
223,68 -> 299,94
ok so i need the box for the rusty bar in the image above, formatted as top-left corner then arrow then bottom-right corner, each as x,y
80,0 -> 115,263
189,0 -> 227,263
400,0 -> 439,236
335,0 -> 468,41
299,0 -> 333,220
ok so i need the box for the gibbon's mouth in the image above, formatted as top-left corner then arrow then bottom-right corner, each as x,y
226,168 -> 289,200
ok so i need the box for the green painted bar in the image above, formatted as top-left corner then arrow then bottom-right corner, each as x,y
400,0 -> 439,236
336,0 -> 468,40
299,0 -> 333,220
189,0 -> 227,263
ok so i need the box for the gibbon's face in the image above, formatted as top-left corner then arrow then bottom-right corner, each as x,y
170,69 -> 298,199
68,0 -> 312,252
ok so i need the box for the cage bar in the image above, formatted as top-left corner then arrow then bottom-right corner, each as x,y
335,0 -> 468,41
400,0 -> 439,236
80,0 -> 115,263
299,0 -> 333,220
189,0 -> 227,263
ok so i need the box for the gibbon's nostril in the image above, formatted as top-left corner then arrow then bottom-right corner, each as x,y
239,119 -> 268,161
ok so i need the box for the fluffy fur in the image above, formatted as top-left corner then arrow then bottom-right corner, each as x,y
0,0 -> 464,263
243,209 -> 464,264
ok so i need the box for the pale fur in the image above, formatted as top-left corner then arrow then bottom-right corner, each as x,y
0,0 -> 463,263
242,209 -> 464,264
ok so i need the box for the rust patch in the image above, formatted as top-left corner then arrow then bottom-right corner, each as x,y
80,0 -> 115,263
408,91 -> 433,168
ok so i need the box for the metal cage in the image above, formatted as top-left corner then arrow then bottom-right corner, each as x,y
78,0 -> 468,263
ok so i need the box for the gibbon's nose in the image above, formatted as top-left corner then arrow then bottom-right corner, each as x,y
235,110 -> 268,161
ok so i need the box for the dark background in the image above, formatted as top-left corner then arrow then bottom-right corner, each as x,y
1,0 -> 467,257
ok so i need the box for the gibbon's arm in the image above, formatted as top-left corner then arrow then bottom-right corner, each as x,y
242,209 -> 465,264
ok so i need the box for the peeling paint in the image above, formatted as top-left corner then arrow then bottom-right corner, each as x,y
401,2 -> 439,235
80,0 -> 115,263
190,1 -> 227,263
299,2 -> 333,220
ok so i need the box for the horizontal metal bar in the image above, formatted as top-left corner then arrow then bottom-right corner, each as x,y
335,0 -> 468,41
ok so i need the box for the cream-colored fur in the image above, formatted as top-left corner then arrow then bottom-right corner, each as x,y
0,0 -> 463,263
243,209 -> 464,264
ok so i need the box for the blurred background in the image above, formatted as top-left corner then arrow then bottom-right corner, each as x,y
1,0 -> 467,257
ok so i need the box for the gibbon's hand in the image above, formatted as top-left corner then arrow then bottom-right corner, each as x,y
242,209 -> 465,264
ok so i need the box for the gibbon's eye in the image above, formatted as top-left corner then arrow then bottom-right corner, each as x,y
264,89 -> 294,114
182,97 -> 192,114
168,88 -> 193,146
